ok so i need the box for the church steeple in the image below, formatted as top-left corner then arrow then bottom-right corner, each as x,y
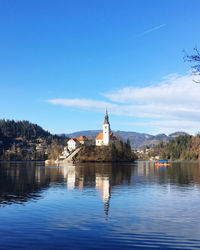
103,110 -> 110,146
104,110 -> 109,125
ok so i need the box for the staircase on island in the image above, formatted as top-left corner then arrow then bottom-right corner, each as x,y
62,147 -> 81,163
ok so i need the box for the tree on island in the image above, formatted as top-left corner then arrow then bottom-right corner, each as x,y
76,139 -> 137,162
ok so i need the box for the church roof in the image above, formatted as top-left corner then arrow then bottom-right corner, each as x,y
96,132 -> 103,140
78,136 -> 88,141
104,110 -> 109,125
96,132 -> 117,140
68,138 -> 78,142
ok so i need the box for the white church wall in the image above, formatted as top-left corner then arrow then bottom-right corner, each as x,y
96,140 -> 103,146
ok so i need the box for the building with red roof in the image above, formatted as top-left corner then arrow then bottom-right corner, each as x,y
67,138 -> 80,151
78,136 -> 89,145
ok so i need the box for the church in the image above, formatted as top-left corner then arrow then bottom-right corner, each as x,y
96,111 -> 118,146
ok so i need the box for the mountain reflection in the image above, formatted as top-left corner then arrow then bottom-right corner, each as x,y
1,161 -> 200,207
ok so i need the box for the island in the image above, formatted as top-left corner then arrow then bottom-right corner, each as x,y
47,111 -> 137,164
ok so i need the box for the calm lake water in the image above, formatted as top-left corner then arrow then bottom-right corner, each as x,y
1,161 -> 200,249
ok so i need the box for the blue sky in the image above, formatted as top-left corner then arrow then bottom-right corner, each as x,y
0,0 -> 200,135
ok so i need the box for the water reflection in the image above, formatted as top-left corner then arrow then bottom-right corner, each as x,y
96,175 -> 111,215
2,162 -> 200,249
1,161 -> 200,208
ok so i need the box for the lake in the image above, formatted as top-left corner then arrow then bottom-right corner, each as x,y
1,161 -> 200,249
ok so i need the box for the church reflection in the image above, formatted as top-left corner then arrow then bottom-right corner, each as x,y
96,174 -> 111,215
58,165 -> 112,215
0,163 -> 126,215
1,161 -> 200,212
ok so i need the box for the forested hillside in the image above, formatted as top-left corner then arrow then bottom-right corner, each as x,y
0,120 -> 68,161
0,120 -> 51,145
149,134 -> 200,161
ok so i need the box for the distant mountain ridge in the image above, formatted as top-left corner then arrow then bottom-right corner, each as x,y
66,130 -> 189,148
0,119 -> 186,149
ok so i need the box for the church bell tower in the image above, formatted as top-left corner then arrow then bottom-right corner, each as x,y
103,110 -> 110,146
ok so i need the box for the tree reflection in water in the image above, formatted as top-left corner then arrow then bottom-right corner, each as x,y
1,161 -> 200,210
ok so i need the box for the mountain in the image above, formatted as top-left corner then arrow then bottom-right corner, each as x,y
66,130 -> 102,139
0,119 -> 189,157
169,132 -> 188,137
67,130 -> 189,148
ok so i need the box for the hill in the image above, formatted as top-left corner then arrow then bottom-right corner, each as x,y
0,120 -> 68,161
67,130 -> 188,148
149,134 -> 200,161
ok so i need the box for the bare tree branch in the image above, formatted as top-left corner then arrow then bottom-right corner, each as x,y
184,47 -> 200,83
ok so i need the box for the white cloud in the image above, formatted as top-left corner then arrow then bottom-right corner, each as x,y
48,73 -> 200,134
104,73 -> 200,107
48,98 -> 117,111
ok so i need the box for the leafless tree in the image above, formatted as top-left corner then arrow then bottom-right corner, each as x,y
184,47 -> 200,83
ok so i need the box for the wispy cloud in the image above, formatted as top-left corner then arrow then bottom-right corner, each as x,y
48,98 -> 117,111
48,73 -> 200,134
104,73 -> 200,108
137,24 -> 166,37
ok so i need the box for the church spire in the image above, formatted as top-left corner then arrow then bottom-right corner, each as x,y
104,110 -> 109,124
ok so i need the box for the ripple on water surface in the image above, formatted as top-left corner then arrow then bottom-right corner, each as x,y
0,161 -> 200,249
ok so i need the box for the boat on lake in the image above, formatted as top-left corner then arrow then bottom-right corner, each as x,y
155,160 -> 170,167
